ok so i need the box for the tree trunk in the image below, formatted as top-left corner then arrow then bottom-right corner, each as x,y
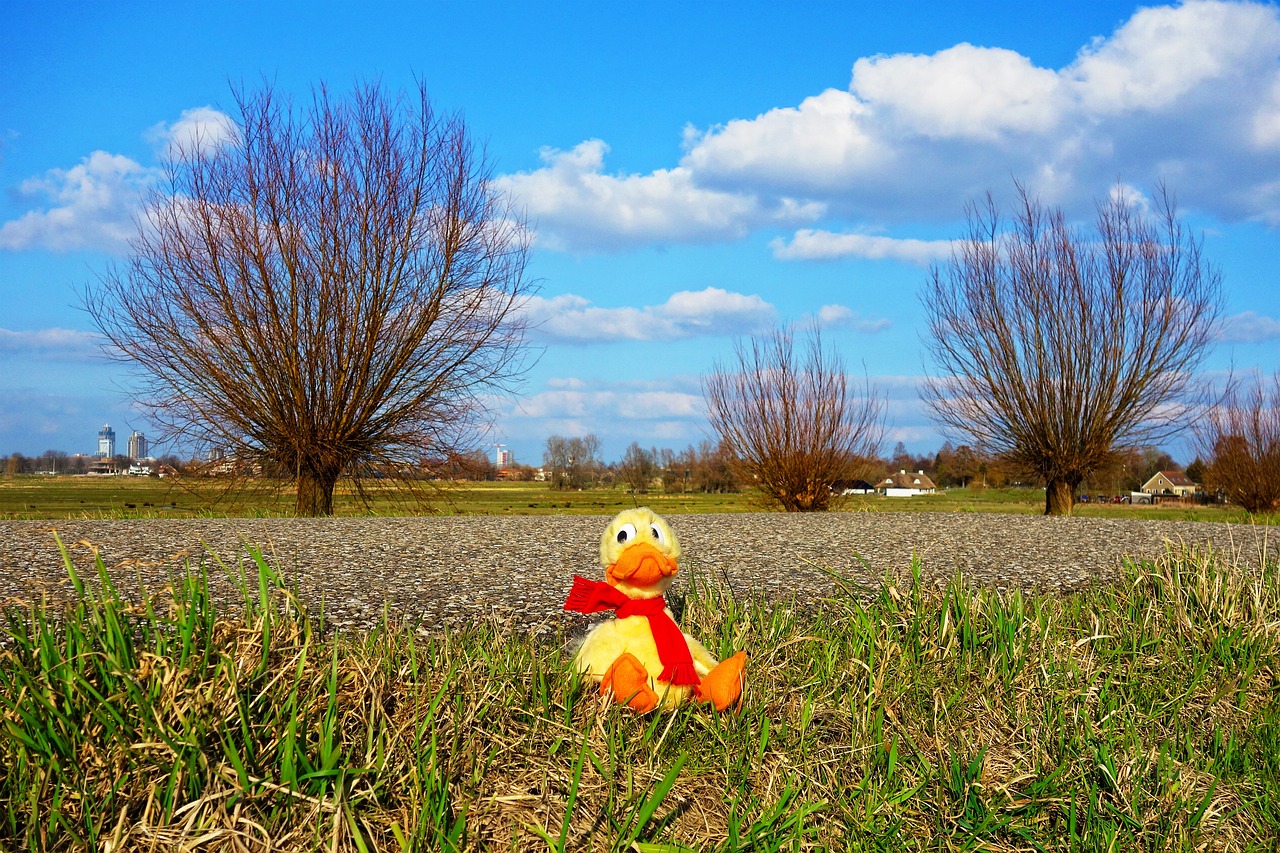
1044,478 -> 1075,516
296,468 -> 339,517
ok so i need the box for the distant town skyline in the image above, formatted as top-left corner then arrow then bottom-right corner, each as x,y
4,1 -> 1279,466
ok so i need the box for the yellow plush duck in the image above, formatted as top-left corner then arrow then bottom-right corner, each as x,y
563,507 -> 746,713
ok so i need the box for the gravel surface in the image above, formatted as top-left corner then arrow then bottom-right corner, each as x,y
1,513 -> 1274,636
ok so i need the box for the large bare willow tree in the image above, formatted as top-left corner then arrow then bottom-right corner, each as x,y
704,323 -> 885,512
922,184 -> 1221,516
86,82 -> 534,515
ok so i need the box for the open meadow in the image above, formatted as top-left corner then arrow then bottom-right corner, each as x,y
0,474 -> 1257,523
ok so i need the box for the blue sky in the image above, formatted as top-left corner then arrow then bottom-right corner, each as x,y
3,0 -> 1279,467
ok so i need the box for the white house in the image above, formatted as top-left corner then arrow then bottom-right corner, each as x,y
1141,470 -> 1197,498
878,469 -> 937,497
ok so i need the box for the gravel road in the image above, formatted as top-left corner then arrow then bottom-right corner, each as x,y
1,513 -> 1274,636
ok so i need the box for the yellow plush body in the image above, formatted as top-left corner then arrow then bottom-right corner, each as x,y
575,606 -> 720,709
566,507 -> 746,713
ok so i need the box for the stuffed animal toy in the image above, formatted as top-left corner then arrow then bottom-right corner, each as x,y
563,507 -> 746,713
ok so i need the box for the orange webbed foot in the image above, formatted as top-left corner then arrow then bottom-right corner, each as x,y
695,651 -> 746,712
600,652 -> 660,713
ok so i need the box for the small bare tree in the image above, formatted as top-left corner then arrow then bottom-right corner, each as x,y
617,442 -> 659,494
704,323 -> 885,512
1196,371 -> 1280,514
921,184 -> 1222,516
85,81 -> 534,516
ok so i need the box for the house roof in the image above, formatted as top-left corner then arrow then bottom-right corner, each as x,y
1141,469 -> 1197,490
880,470 -> 937,490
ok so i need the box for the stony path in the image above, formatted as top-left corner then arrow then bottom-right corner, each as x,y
0,513 -> 1273,636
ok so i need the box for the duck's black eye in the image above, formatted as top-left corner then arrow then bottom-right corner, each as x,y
616,523 -> 637,544
650,524 -> 665,544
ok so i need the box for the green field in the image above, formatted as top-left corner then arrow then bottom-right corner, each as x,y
0,474 -> 1258,521
0,474 -> 1257,522
0,475 -> 758,519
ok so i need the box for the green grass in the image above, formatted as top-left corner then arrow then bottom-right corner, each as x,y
2,538 -> 1278,850
0,475 -> 761,519
0,475 -> 1258,522
840,487 -> 1253,522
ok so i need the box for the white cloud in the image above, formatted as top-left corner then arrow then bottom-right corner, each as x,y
815,305 -> 892,334
1219,310 -> 1280,342
1066,0 -> 1279,115
851,43 -> 1063,140
13,2 -> 1280,263
519,388 -> 701,420
146,106 -> 237,159
682,88 -> 887,195
0,151 -> 155,252
500,375 -> 706,455
772,229 -> 953,264
0,106 -> 237,255
545,376 -> 587,390
520,286 -> 776,342
680,0 -> 1280,228
495,138 -> 823,251
0,327 -> 103,360
1250,78 -> 1280,149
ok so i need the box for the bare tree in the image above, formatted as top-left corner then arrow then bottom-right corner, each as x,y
543,435 -> 570,488
921,184 -> 1221,516
704,323 -> 885,512
1197,371 -> 1280,514
85,81 -> 534,516
618,442 -> 659,493
542,434 -> 600,489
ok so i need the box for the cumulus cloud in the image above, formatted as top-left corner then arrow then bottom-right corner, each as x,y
0,106 -> 238,255
502,1 -> 1280,252
494,139 -> 822,251
682,88 -> 887,196
0,151 -> 156,252
14,2 -> 1280,262
772,229 -> 953,264
1219,310 -> 1280,342
520,286 -> 776,342
687,0 -> 1280,224
1066,0 -> 1277,115
146,106 -> 237,159
851,43 -> 1064,140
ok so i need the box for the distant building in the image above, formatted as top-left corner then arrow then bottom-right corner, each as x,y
496,448 -> 513,468
128,430 -> 148,460
97,424 -> 116,458
1141,470 -> 1198,498
878,469 -> 938,497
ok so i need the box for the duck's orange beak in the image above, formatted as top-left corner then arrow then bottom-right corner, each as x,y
607,542 -> 678,589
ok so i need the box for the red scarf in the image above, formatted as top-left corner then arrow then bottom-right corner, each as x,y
563,576 -> 699,687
